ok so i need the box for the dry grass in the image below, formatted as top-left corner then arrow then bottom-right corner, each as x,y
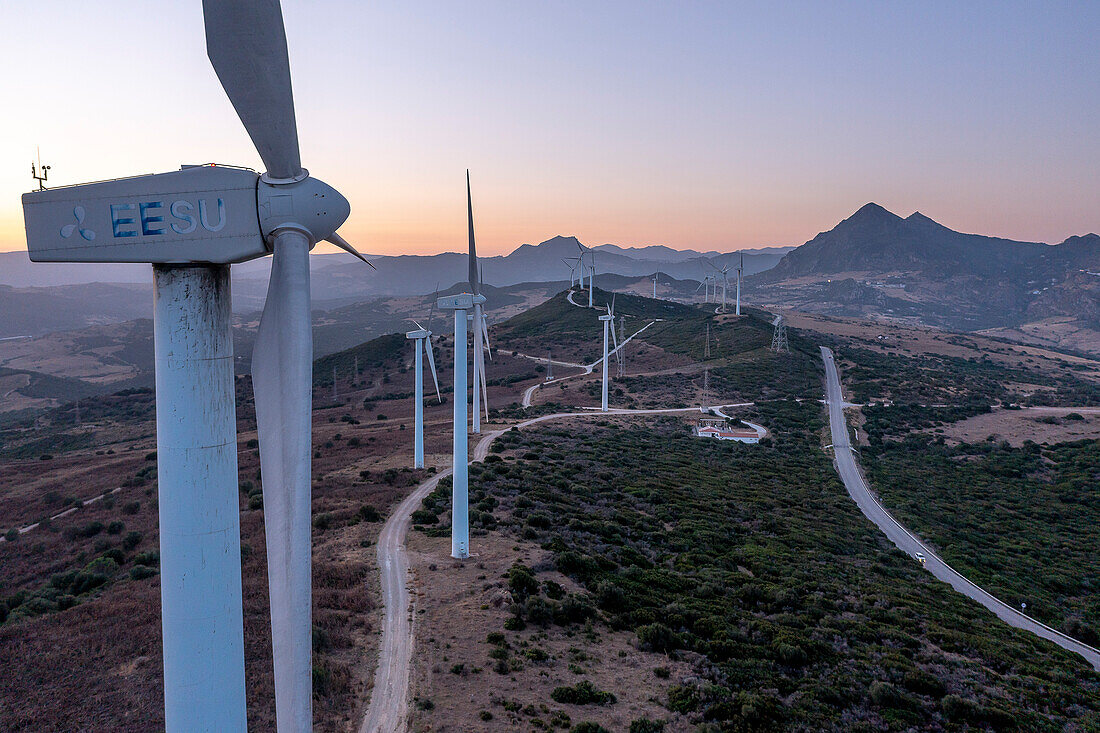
405,532 -> 692,733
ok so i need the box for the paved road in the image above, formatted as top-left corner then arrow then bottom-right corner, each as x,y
359,403 -> 753,732
820,346 -> 1100,671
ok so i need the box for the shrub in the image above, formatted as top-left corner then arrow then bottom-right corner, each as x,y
636,622 -> 680,653
107,521 -> 125,535
121,501 -> 141,515
629,719 -> 665,733
551,681 -> 617,706
313,513 -> 333,531
130,565 -> 158,580
358,505 -> 381,522
411,509 -> 438,525
571,723 -> 611,733
508,564 -> 540,599
133,551 -> 159,567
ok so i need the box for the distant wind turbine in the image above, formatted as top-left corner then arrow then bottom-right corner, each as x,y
599,295 -> 618,411
406,303 -> 441,469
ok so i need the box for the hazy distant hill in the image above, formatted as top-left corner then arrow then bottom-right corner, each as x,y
752,204 -> 1100,346
0,236 -> 782,338
0,235 -> 787,297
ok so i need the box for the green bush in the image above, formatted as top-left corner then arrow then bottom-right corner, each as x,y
129,565 -> 158,580
551,681 -> 617,706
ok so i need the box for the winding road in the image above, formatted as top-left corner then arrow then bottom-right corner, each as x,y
821,346 -> 1100,671
359,403 -> 752,732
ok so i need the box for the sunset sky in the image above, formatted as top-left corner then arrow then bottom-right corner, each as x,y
1,1 -> 1097,257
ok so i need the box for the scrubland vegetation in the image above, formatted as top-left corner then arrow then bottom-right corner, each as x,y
416,401 -> 1100,731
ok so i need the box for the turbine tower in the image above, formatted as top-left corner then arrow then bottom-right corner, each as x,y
406,311 -> 441,469
438,288 -> 479,559
736,250 -> 743,316
21,1 -> 374,728
466,173 -> 491,433
652,271 -> 658,299
599,296 -> 619,411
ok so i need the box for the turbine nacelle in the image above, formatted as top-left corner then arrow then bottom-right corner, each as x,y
24,165 -> 370,267
437,292 -> 485,310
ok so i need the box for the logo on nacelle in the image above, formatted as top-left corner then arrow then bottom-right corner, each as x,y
108,198 -> 227,239
60,206 -> 96,241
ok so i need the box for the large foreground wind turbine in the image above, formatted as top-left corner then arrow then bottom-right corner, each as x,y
23,1 -> 372,729
406,306 -> 441,469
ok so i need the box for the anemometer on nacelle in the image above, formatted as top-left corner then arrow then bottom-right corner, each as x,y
22,164 -> 354,265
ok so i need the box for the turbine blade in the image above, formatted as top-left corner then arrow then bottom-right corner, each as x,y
251,229 -> 312,731
203,0 -> 302,180
427,284 -> 438,333
478,345 -> 489,420
425,338 -> 441,403
481,315 -> 492,359
325,232 -> 375,269
467,170 -> 478,294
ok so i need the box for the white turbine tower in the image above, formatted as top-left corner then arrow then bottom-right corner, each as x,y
21,1 -> 373,729
599,296 -> 618,411
735,250 -> 743,316
652,271 -> 659,299
406,307 -> 441,469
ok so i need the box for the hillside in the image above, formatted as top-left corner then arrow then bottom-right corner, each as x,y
752,204 -> 1100,345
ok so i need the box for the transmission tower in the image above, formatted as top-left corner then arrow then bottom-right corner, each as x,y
546,349 -> 553,381
703,367 -> 710,406
704,323 -> 711,359
771,315 -> 789,353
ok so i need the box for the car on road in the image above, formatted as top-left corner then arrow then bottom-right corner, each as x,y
914,552 -> 926,566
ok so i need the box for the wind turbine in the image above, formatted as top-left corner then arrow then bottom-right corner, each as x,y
21,1 -> 373,729
436,171 -> 486,559
599,296 -> 618,411
695,275 -> 712,304
652,271 -> 659,299
406,305 -> 441,469
577,241 -> 595,307
706,259 -> 731,312
735,250 -> 743,315
563,257 -> 580,287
